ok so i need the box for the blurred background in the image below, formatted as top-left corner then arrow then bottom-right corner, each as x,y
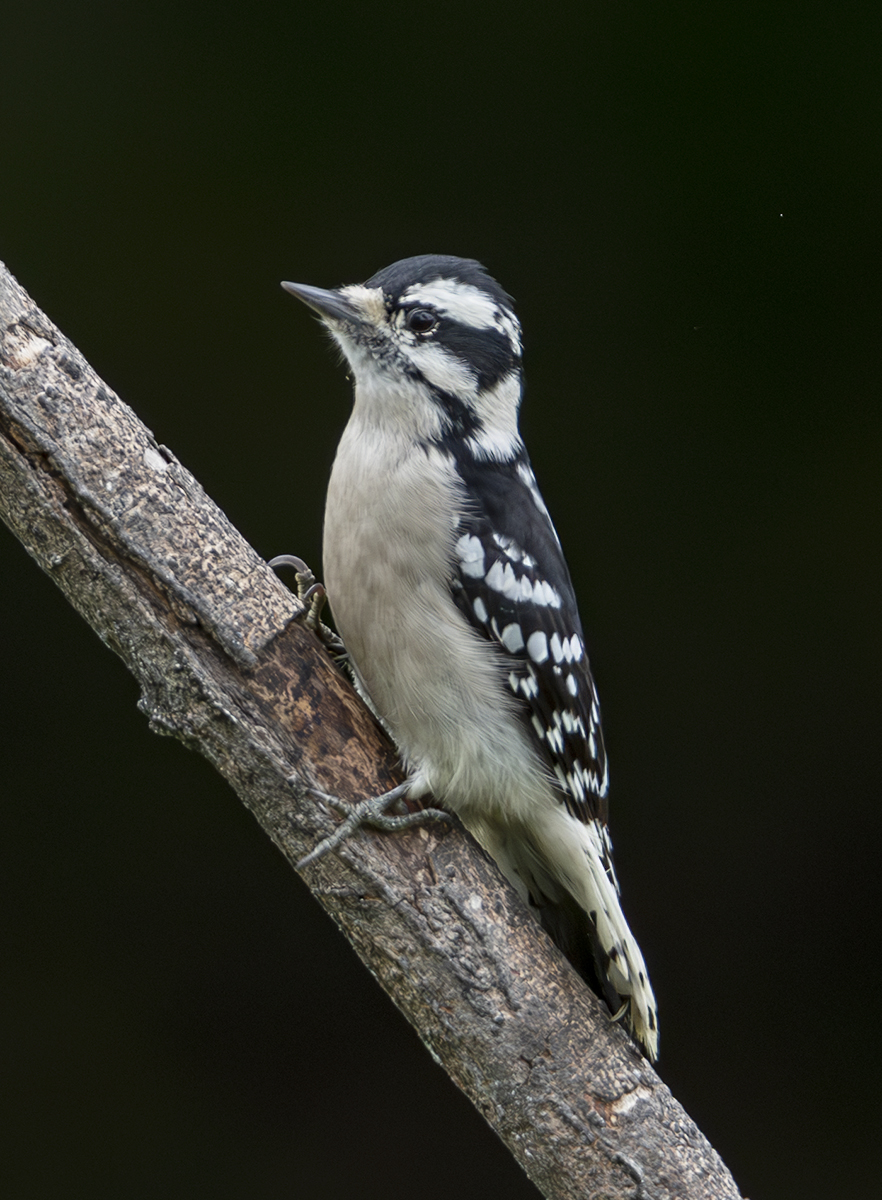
2,4 -> 879,1198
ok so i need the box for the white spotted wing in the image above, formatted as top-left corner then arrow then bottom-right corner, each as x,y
449,453 -> 610,827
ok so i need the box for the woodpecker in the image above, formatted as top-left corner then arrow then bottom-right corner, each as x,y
280,255 -> 658,1059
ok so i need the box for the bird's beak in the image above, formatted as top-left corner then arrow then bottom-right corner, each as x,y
281,281 -> 359,324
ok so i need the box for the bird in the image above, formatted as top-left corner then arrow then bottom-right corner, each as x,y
279,255 -> 658,1060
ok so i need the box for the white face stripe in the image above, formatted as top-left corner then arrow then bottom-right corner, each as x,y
463,372 -> 522,460
407,340 -> 478,398
401,279 -> 501,327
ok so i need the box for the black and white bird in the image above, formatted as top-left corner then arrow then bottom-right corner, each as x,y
281,255 -> 658,1060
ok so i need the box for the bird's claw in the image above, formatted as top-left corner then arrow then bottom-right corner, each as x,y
269,554 -> 345,653
296,782 -> 450,869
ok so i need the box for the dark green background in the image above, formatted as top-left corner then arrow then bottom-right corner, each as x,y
3,4 -> 879,1198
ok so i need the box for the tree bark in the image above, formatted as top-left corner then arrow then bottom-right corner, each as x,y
0,260 -> 745,1200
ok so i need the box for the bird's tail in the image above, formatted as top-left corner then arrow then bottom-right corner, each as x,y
472,806 -> 659,1061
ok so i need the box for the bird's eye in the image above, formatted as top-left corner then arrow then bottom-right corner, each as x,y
405,308 -> 438,334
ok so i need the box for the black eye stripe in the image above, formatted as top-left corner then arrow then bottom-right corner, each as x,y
393,306 -> 519,390
433,320 -> 517,389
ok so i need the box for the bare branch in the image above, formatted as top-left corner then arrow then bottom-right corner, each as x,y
0,260 -> 744,1200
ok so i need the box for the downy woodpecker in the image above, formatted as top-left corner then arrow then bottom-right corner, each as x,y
281,255 -> 658,1059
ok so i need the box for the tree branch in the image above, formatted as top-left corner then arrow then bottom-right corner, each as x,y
0,260 -> 744,1200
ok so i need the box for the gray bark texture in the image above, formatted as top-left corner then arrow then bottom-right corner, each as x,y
0,260 -> 745,1200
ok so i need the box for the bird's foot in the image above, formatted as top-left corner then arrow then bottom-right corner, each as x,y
297,781 -> 450,868
269,554 -> 345,653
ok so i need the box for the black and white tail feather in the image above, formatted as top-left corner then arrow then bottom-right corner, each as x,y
282,255 -> 659,1060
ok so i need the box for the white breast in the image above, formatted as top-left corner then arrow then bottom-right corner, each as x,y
323,413 -> 550,824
